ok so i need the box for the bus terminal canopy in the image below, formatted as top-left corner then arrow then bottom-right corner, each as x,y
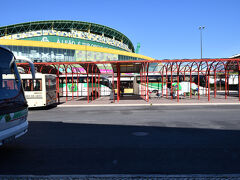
17,58 -> 240,103
17,58 -> 240,74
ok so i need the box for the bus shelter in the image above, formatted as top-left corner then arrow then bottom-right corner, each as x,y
17,58 -> 240,103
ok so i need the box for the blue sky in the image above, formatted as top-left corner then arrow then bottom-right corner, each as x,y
1,0 -> 240,59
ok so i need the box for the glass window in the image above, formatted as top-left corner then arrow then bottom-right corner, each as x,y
22,79 -> 32,91
34,79 -> 42,91
22,79 -> 42,91
46,77 -> 56,91
79,77 -> 87,83
0,48 -> 21,100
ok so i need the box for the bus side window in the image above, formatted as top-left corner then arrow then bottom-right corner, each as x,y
88,77 -> 92,83
22,79 -> 31,91
33,80 -> 42,91
79,77 -> 85,83
46,78 -> 56,91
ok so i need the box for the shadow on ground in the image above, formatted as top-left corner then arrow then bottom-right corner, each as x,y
0,121 -> 240,175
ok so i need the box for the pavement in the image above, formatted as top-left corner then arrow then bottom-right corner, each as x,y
58,92 -> 240,106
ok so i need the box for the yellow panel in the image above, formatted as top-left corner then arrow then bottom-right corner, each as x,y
0,39 -> 154,60
114,88 -> 134,94
124,88 -> 133,93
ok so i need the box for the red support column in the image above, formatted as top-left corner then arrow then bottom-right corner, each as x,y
56,75 -> 59,103
214,69 -> 217,98
95,67 -> 97,99
57,66 -> 60,103
227,71 -> 230,96
225,68 -> 227,99
143,64 -> 145,99
91,65 -> 94,101
184,69 -> 186,97
140,71 -> 142,98
144,63 -> 147,101
205,73 -> 208,96
142,64 -> 145,99
140,65 -> 143,98
112,71 -> 115,102
143,64 -> 145,100
170,65 -> 173,100
161,72 -> 164,97
143,71 -> 145,98
190,70 -> 192,99
48,68 -> 54,74
238,68 -> 240,101
98,73 -> 100,98
166,68 -> 168,99
177,64 -> 180,102
141,65 -> 143,99
77,72 -> 79,98
117,63 -> 120,102
65,67 -> 68,102
87,64 -> 89,103
71,68 -> 74,100
146,63 -> 149,102
39,66 -> 44,73
142,70 -> 143,98
197,67 -> 200,100
208,70 -> 210,101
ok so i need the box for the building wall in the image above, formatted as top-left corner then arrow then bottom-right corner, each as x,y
0,39 -> 154,62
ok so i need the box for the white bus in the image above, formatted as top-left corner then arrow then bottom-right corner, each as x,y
21,73 -> 57,107
137,75 -> 206,97
0,46 -> 35,145
109,75 -> 206,97
59,75 -> 112,97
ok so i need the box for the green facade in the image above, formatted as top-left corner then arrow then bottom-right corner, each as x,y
21,36 -> 126,51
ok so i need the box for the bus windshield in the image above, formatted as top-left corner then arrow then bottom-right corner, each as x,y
0,48 -> 22,101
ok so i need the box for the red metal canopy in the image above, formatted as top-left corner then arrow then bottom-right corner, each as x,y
17,58 -> 240,103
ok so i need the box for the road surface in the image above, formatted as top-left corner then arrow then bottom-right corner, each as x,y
0,105 -> 240,175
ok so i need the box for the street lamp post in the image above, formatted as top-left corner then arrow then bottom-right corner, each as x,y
199,26 -> 205,59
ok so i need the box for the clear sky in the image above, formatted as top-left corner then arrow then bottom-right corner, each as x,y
0,0 -> 240,60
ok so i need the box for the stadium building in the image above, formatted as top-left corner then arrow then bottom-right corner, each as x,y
0,20 -> 154,74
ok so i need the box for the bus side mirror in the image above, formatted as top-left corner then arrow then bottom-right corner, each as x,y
15,56 -> 35,79
25,59 -> 35,80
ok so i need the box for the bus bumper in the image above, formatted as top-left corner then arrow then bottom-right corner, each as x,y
0,121 -> 28,145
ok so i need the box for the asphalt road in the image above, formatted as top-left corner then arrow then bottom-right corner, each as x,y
1,105 -> 240,175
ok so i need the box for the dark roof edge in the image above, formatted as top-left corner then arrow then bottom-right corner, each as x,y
0,20 -> 135,52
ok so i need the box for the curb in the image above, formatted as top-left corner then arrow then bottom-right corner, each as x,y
0,174 -> 240,179
57,103 -> 240,107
